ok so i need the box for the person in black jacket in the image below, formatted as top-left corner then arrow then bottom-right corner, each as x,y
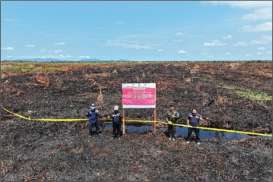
87,104 -> 100,136
112,105 -> 122,139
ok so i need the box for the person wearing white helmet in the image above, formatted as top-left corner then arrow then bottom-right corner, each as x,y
112,105 -> 122,139
185,109 -> 205,144
86,103 -> 100,136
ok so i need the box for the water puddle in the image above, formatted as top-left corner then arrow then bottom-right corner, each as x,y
175,127 -> 249,140
103,123 -> 269,140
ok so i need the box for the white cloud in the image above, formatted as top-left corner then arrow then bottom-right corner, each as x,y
257,47 -> 266,51
177,49 -> 187,54
157,49 -> 164,52
203,40 -> 226,47
225,52 -> 231,55
233,41 -> 248,47
42,54 -> 71,59
256,51 -> 263,55
242,22 -> 272,32
1,47 -> 14,51
106,40 -> 152,50
222,34 -> 232,40
40,49 -> 47,53
79,56 -> 91,59
206,1 -> 272,9
115,20 -> 125,25
59,54 -> 72,58
53,50 -> 63,54
206,1 -> 272,36
251,35 -> 272,45
54,42 -> 65,46
242,7 -> 272,21
245,54 -> 251,57
265,51 -> 272,55
173,39 -> 183,43
175,32 -> 184,36
25,44 -> 36,48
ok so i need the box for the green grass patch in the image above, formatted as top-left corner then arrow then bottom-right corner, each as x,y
222,84 -> 272,102
234,90 -> 272,102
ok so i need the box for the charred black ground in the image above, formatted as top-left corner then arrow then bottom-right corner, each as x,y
0,61 -> 272,181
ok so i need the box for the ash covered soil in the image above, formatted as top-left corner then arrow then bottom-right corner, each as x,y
0,61 -> 272,181
0,121 -> 272,181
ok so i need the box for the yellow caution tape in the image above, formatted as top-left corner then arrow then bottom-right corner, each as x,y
126,119 -> 154,124
2,107 -> 154,123
156,121 -> 272,137
2,107 -> 272,137
2,107 -> 88,122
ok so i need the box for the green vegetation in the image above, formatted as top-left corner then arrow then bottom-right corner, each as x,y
2,62 -> 123,73
1,61 -> 144,74
2,63 -> 66,73
235,89 -> 272,102
222,84 -> 272,102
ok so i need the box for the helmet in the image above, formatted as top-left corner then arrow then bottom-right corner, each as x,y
192,109 -> 197,114
90,103 -> 96,110
114,105 -> 119,111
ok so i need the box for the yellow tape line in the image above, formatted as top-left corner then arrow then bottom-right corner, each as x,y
2,107 -> 87,122
156,121 -> 272,137
2,107 -> 272,137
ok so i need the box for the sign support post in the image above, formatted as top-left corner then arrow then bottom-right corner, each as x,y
122,83 -> 156,135
122,108 -> 125,135
153,108 -> 156,133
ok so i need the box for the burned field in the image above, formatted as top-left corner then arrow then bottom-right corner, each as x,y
0,61 -> 272,181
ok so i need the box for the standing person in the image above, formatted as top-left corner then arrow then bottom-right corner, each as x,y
112,105 -> 122,139
87,104 -> 100,136
185,109 -> 205,144
166,106 -> 180,141
95,107 -> 104,133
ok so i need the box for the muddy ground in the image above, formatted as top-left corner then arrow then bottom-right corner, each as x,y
0,61 -> 272,181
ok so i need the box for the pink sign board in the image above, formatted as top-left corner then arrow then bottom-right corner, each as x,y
122,83 -> 156,108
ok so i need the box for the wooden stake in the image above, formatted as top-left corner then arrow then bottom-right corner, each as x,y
153,108 -> 157,133
122,108 -> 125,135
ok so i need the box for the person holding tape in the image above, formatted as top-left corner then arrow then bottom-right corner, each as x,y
166,106 -> 180,141
87,103 -> 100,136
185,109 -> 205,144
112,105 -> 122,139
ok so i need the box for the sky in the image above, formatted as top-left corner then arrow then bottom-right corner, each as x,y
1,1 -> 272,61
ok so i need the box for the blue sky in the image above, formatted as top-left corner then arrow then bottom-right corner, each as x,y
1,1 -> 272,61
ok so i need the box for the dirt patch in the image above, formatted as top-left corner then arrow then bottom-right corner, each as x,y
34,73 -> 50,87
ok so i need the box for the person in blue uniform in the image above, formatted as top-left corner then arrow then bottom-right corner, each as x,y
185,109 -> 205,144
87,104 -> 100,136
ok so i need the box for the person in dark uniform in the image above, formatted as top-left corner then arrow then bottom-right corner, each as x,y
185,109 -> 205,144
166,106 -> 180,141
87,104 -> 100,136
112,105 -> 122,139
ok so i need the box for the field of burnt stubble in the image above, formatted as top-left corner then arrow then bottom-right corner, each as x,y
0,61 -> 272,181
